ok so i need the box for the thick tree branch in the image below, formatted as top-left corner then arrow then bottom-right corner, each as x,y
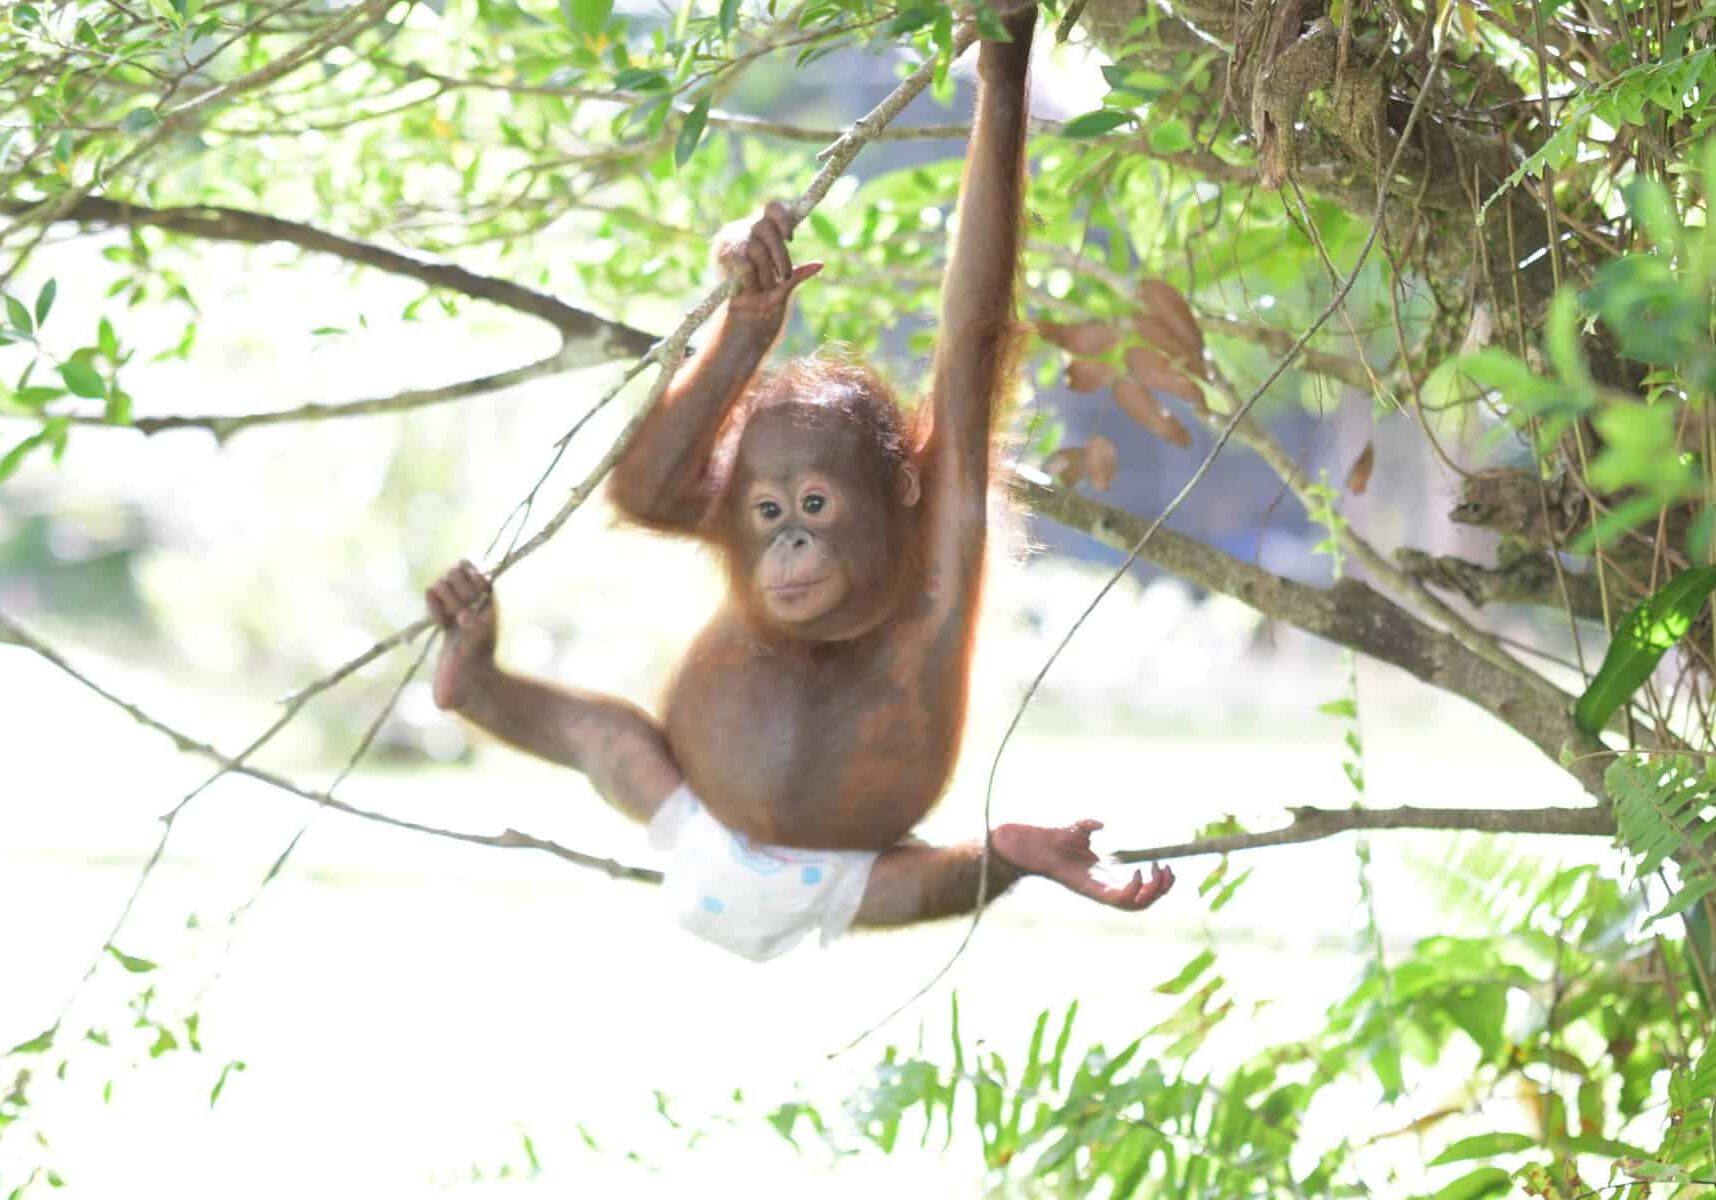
1015,474 -> 1610,799
1115,803 -> 1615,863
34,196 -> 656,358
0,611 -> 662,884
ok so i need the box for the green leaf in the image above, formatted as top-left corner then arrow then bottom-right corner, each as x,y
97,317 -> 119,359
718,0 -> 740,35
209,1059 -> 246,1107
674,96 -> 710,168
0,431 -> 47,484
1147,117 -> 1193,154
887,7 -> 934,34
34,279 -> 55,327
1060,109 -> 1132,138
119,107 -> 158,134
613,67 -> 668,91
1574,566 -> 1716,733
13,385 -> 64,409
58,360 -> 105,399
5,294 -> 32,335
565,0 -> 611,34
104,944 -> 158,973
148,1027 -> 178,1058
6,1027 -> 54,1056
1427,1165 -> 1512,1200
1318,697 -> 1357,718
1429,1132 -> 1536,1165
1155,948 -> 1215,995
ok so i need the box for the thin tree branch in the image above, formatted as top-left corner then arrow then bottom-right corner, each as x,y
1115,803 -> 1615,863
0,611 -> 661,884
62,349 -> 590,440
30,196 -> 656,357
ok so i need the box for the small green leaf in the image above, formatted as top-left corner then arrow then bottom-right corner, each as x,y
148,1027 -> 178,1058
1429,1132 -> 1536,1165
718,0 -> 740,35
1060,109 -> 1132,138
1155,948 -> 1215,994
58,360 -> 104,399
1318,697 -> 1357,718
14,385 -> 64,409
5,294 -> 32,335
104,944 -> 158,973
6,1027 -> 54,1056
210,1059 -> 246,1106
119,107 -> 158,134
1574,566 -> 1716,733
566,0 -> 611,33
674,96 -> 710,168
613,67 -> 668,91
1427,1166 -> 1513,1200
97,317 -> 119,359
0,431 -> 46,484
34,279 -> 55,326
106,388 -> 132,426
1147,117 -> 1193,154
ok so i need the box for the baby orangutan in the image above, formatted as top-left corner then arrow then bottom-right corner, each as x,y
426,8 -> 1173,961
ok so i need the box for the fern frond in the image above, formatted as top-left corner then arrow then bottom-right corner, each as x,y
1608,754 -> 1716,924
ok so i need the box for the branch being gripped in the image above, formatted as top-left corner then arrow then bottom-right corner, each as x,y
1015,475 -> 1610,800
36,196 -> 657,359
0,611 -> 662,885
1114,803 -> 1615,863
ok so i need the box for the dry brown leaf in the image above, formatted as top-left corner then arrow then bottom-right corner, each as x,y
1045,438 -> 1121,490
1066,358 -> 1118,393
1114,377 -> 1192,448
1124,344 -> 1204,407
1135,280 -> 1206,373
1082,435 -> 1119,490
1043,446 -> 1085,486
1346,440 -> 1375,495
1036,320 -> 1123,357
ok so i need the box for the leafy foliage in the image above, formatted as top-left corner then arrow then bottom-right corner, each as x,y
750,849 -> 1714,1197
1608,755 -> 1716,927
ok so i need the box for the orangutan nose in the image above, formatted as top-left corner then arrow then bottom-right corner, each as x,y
782,528 -> 811,551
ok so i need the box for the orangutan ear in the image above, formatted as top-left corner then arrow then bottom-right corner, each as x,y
897,462 -> 922,507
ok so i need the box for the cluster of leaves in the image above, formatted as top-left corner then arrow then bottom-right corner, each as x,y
1442,143 -> 1716,558
0,277 -> 136,483
753,853 -> 1713,1198
2,943 -> 244,1199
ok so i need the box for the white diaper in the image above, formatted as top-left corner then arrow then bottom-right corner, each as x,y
648,784 -> 878,962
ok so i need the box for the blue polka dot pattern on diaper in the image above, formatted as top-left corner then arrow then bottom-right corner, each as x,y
801,866 -> 823,886
702,896 -> 725,914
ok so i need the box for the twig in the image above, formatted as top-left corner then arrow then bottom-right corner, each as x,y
1113,803 -> 1614,862
0,611 -> 660,883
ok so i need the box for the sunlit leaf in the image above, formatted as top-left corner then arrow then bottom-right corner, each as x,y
33,279 -> 55,326
58,360 -> 104,399
1574,566 -> 1716,733
1060,109 -> 1132,138
1428,1132 -> 1535,1165
104,944 -> 158,973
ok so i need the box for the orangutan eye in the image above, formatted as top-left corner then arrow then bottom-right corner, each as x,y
802,493 -> 826,515
757,500 -> 783,521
